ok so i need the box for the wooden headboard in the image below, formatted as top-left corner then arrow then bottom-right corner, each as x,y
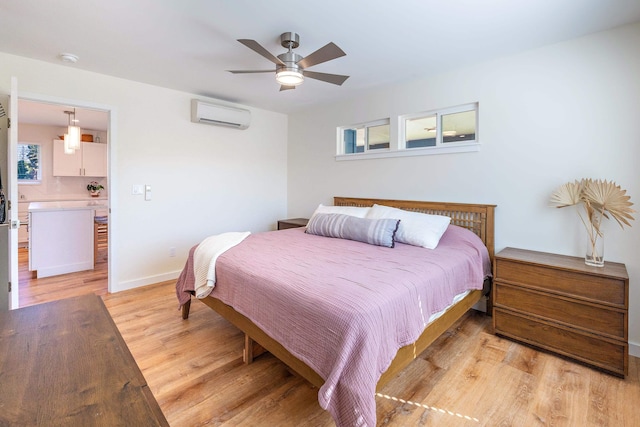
334,197 -> 496,265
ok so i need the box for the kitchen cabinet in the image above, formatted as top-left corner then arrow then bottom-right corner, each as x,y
52,140 -> 107,177
29,201 -> 107,278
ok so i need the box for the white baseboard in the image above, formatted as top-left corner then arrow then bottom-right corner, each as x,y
630,342 -> 640,358
36,261 -> 94,278
113,270 -> 181,293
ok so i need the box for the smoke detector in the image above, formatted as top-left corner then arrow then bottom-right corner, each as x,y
59,53 -> 79,63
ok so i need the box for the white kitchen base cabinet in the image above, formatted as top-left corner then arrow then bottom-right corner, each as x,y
29,202 -> 104,278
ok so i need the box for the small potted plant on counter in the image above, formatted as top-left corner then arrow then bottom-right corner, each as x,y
87,181 -> 104,197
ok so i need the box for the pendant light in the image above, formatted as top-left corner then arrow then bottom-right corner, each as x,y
63,109 -> 81,153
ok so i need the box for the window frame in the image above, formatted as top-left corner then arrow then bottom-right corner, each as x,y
336,102 -> 479,161
17,142 -> 42,184
400,103 -> 479,154
336,118 -> 391,156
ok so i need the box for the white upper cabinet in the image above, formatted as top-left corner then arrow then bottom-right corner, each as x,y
52,140 -> 82,176
81,142 -> 108,177
53,140 -> 107,177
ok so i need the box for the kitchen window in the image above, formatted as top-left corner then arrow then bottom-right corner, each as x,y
17,143 -> 42,183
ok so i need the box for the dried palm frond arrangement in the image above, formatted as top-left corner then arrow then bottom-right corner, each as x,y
550,179 -> 635,265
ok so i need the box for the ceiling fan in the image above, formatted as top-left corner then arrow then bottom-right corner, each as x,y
228,32 -> 349,91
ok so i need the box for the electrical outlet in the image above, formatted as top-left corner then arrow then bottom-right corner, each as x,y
169,247 -> 176,257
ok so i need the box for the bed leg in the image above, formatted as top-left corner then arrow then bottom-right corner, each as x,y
243,334 -> 266,364
181,298 -> 191,320
484,277 -> 493,316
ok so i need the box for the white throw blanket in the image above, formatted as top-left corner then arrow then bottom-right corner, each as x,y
193,231 -> 250,299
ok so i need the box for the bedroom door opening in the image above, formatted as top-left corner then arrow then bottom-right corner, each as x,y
11,93 -> 114,307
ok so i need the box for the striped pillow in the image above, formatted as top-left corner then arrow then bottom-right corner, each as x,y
305,213 -> 400,248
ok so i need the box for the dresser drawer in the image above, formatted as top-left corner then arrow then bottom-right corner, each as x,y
495,258 -> 625,306
494,308 -> 627,376
494,283 -> 626,340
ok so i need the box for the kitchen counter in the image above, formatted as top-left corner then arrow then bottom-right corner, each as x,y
28,200 -> 107,212
29,201 -> 106,278
19,194 -> 108,203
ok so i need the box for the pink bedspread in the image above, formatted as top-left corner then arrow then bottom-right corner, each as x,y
176,225 -> 490,427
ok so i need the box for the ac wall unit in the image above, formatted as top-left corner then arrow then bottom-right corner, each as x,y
190,100 -> 251,130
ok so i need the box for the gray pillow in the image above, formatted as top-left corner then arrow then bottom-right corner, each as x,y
305,213 -> 400,248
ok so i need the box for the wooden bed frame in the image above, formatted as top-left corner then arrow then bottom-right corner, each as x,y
181,197 -> 496,391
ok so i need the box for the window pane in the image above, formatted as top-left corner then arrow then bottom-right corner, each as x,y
343,128 -> 366,153
17,144 -> 41,181
356,128 -> 365,152
405,116 -> 436,148
344,129 -> 357,154
367,124 -> 390,150
442,110 -> 476,143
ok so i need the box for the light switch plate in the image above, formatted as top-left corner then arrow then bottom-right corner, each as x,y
132,184 -> 144,195
145,185 -> 152,201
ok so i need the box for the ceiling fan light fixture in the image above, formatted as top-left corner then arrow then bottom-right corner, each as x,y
276,69 -> 304,86
231,32 -> 348,89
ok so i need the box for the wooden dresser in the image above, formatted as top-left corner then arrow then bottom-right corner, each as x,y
0,294 -> 169,426
492,247 -> 628,376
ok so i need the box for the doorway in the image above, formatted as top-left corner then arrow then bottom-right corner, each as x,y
15,97 -> 112,304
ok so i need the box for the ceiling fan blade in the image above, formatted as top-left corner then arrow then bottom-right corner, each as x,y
303,70 -> 350,86
279,85 -> 296,91
297,42 -> 346,69
227,69 -> 274,74
238,39 -> 285,66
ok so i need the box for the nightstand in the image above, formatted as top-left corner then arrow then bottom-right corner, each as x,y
492,247 -> 628,376
277,218 -> 309,230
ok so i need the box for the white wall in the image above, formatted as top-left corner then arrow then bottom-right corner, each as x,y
287,22 -> 640,355
0,52 -> 288,292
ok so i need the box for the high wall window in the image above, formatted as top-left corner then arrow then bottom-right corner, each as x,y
17,143 -> 41,183
337,103 -> 479,160
339,119 -> 390,155
403,103 -> 478,150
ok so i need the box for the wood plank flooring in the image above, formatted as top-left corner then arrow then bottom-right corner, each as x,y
18,246 -> 108,307
17,256 -> 640,426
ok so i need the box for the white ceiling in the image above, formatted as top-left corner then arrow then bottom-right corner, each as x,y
2,0 -> 640,126
17,99 -> 109,131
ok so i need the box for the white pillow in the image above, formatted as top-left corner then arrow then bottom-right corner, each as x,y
365,204 -> 451,249
309,204 -> 370,222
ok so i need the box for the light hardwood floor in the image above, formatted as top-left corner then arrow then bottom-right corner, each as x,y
18,246 -> 108,307
18,253 -> 640,426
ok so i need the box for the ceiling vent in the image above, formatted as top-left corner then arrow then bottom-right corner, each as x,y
190,100 -> 251,130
